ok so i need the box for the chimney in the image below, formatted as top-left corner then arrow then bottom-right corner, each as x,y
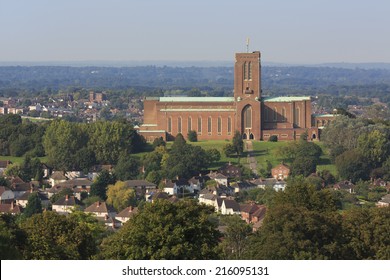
65,195 -> 69,201
10,201 -> 14,209
129,206 -> 133,212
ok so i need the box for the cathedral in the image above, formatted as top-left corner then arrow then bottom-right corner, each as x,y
139,51 -> 334,141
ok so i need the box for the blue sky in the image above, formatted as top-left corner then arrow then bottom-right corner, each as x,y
0,0 -> 389,63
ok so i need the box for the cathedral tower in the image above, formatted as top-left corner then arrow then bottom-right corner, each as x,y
234,51 -> 262,140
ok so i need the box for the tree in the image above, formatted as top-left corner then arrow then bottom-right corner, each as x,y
21,211 -> 98,259
0,214 -> 25,259
268,135 -> 278,142
98,199 -> 221,259
187,130 -> 198,142
152,136 -> 166,148
114,154 -> 140,181
357,129 -> 390,167
232,131 -> 244,156
335,149 -> 370,183
223,143 -> 236,157
219,215 -> 252,259
73,147 -> 96,173
23,192 -> 42,218
206,148 -> 221,164
90,170 -> 116,200
342,207 -> 390,259
290,156 -> 317,177
106,181 -> 136,211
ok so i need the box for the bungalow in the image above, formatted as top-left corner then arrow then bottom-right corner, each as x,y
0,202 -> 22,215
84,201 -> 116,218
52,195 -> 81,214
116,206 -> 138,224
220,199 -> 240,215
0,186 -> 15,204
271,163 -> 290,180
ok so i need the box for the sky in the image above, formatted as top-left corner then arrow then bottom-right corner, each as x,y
0,0 -> 389,64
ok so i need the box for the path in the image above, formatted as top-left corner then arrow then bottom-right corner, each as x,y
246,140 -> 258,175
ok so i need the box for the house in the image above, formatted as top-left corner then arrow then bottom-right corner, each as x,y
84,201 -> 116,218
87,165 -> 114,181
219,162 -> 242,178
208,171 -> 228,186
163,179 -> 190,196
230,181 -> 257,193
10,177 -> 33,198
16,191 -> 50,208
188,175 -> 207,193
220,199 -> 240,215
123,180 -> 157,197
50,178 -> 93,200
0,160 -> 11,176
116,206 -> 138,224
97,215 -> 122,229
0,202 -> 22,215
334,180 -> 356,194
52,195 -> 81,214
0,186 -> 15,204
148,191 -> 169,203
49,171 -> 67,187
271,163 -> 290,180
376,194 -> 390,207
198,193 -> 218,207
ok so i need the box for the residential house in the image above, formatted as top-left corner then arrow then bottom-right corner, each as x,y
16,190 -> 50,208
188,175 -> 207,193
0,202 -> 22,215
0,160 -> 11,176
219,162 -> 242,178
49,171 -> 67,187
87,165 -> 114,181
208,171 -> 228,186
220,199 -> 240,215
116,206 -> 138,224
198,193 -> 218,207
49,178 -> 92,200
230,181 -> 257,193
10,177 -> 33,198
334,180 -> 356,194
84,201 -> 116,218
164,179 -> 190,196
0,186 -> 14,204
271,163 -> 290,180
376,194 -> 390,207
97,215 -> 122,229
240,203 -> 267,230
123,180 -> 157,197
148,191 -> 169,203
52,195 -> 81,214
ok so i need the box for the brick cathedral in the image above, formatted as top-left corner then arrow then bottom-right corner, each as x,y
139,51 -> 333,141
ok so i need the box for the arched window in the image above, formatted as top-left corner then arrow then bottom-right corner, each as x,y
217,117 -> 222,135
273,107 -> 278,121
243,105 -> 252,129
281,107 -> 286,121
197,117 -> 202,134
188,117 -> 192,132
248,62 -> 252,80
167,117 -> 172,133
208,117 -> 212,134
178,117 -> 182,133
294,107 -> 300,127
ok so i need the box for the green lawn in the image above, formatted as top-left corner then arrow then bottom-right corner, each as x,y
0,156 -> 48,164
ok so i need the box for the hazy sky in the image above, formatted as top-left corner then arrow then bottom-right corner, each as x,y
0,0 -> 389,64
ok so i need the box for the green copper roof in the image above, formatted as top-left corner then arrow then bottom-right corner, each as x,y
159,97 -> 235,102
262,96 -> 311,102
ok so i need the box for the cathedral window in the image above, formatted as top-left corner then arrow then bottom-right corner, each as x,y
217,117 -> 222,135
198,117 -> 202,134
178,117 -> 182,133
188,117 -> 192,132
273,107 -> 278,121
248,62 -> 252,80
167,117 -> 172,133
208,117 -> 212,134
243,105 -> 252,128
243,62 -> 247,80
227,117 -> 232,135
281,107 -> 286,121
